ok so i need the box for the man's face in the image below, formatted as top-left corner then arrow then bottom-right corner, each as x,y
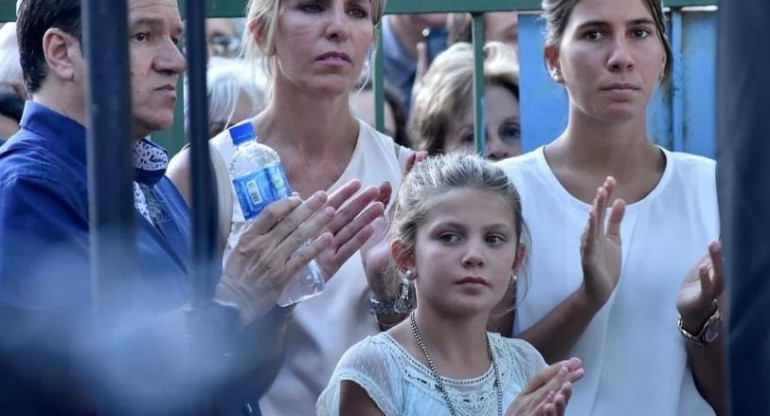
127,0 -> 186,139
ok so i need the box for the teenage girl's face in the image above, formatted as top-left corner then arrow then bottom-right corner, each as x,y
444,84 -> 521,161
548,0 -> 666,124
269,0 -> 375,96
411,188 -> 519,317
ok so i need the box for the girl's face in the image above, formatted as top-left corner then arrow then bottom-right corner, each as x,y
409,188 -> 520,317
444,84 -> 521,161
547,0 -> 666,124
267,0 -> 375,96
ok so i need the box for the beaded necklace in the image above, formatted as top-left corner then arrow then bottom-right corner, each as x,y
409,311 -> 503,416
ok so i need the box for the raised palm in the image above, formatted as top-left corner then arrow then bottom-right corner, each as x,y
676,241 -> 723,323
580,177 -> 626,307
311,180 -> 385,280
361,152 -> 426,298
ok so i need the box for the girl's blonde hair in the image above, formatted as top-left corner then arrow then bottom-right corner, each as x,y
241,0 -> 386,77
409,41 -> 520,155
392,153 -> 527,267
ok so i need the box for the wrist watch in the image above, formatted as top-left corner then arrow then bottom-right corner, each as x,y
369,279 -> 416,317
677,301 -> 722,346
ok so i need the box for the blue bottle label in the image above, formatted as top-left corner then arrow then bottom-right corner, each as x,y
233,164 -> 293,220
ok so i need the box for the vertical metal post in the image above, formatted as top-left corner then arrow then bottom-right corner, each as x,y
82,0 -> 136,322
717,1 -> 770,415
82,0 -> 136,412
374,24 -> 385,133
185,0 -> 219,308
471,12 -> 486,156
669,9 -> 684,152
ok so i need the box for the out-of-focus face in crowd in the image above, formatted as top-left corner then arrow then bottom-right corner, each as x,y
485,12 -> 518,48
410,42 -> 521,161
442,83 -> 521,160
206,18 -> 239,58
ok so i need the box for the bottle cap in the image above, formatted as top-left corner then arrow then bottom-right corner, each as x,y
228,122 -> 257,146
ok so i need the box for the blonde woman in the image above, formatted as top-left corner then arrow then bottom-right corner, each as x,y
168,1 -> 422,415
410,42 -> 521,161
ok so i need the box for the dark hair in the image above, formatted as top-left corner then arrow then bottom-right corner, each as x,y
542,0 -> 673,81
0,91 -> 25,123
16,0 -> 83,94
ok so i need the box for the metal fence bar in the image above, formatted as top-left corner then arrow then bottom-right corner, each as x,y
0,0 -> 719,23
471,13 -> 487,155
374,25 -> 385,133
184,0 -> 219,308
82,0 -> 136,319
670,9 -> 685,152
81,1 -> 136,411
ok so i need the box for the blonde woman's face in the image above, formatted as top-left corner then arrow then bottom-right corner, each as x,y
271,0 -> 375,96
444,84 -> 522,162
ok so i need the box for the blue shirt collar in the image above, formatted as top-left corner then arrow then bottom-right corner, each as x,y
20,101 -> 88,165
19,101 -> 168,186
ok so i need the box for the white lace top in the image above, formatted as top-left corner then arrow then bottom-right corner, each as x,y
317,332 -> 547,416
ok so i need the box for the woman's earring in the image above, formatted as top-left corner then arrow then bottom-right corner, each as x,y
405,270 -> 416,280
551,68 -> 563,83
510,274 -> 518,286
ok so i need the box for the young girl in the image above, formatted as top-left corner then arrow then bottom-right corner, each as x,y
318,154 -> 584,416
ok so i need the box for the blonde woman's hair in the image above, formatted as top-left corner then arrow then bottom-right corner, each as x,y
241,0 -> 386,78
409,41 -> 519,155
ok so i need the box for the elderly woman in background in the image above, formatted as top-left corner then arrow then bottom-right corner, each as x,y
199,57 -> 266,138
410,41 -> 521,161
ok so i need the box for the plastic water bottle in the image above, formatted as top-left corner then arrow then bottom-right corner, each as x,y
227,123 -> 325,307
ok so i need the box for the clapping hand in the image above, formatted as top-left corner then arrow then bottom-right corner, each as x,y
218,181 -> 385,325
314,180 -> 385,280
579,177 -> 626,309
677,241 -> 724,331
505,358 -> 584,416
361,152 -> 427,299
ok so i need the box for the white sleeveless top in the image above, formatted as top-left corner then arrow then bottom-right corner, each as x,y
317,332 -> 547,416
210,119 -> 412,416
497,146 -> 719,416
